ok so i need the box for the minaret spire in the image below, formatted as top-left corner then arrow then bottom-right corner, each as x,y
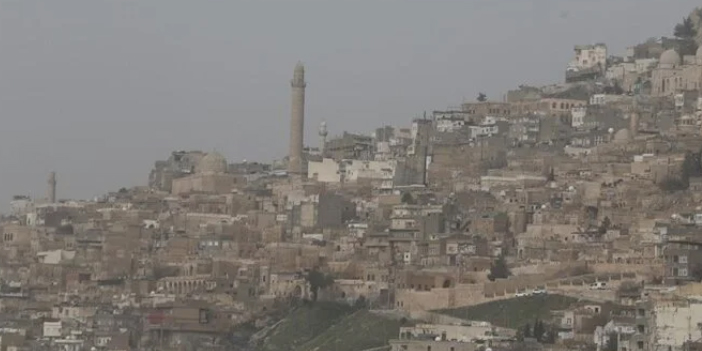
319,120 -> 328,157
48,171 -> 56,203
288,62 -> 306,174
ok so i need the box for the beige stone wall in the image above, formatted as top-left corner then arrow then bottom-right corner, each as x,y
171,173 -> 238,195
396,268 -> 648,312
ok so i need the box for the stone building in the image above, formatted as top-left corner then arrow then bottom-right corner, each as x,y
651,48 -> 702,97
171,152 -> 241,195
326,132 -> 374,160
148,150 -> 205,192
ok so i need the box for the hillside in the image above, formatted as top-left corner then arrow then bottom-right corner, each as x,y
255,302 -> 405,351
295,310 -> 405,351
435,294 -> 580,330
257,302 -> 356,351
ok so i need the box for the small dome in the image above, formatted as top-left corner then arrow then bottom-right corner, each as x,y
198,152 -> 227,174
659,49 -> 681,68
613,128 -> 630,143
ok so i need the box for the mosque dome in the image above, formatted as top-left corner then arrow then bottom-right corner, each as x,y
659,49 -> 681,68
198,151 -> 228,174
613,128 -> 630,143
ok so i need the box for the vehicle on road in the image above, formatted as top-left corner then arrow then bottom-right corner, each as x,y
590,282 -> 607,290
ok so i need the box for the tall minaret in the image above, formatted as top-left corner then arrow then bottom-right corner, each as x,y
288,62 -> 306,174
319,120 -> 328,157
47,171 -> 56,203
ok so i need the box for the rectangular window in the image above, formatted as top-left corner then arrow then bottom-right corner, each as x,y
199,309 -> 210,324
680,268 -> 688,277
679,255 -> 688,264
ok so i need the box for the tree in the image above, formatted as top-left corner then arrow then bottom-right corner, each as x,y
523,322 -> 532,338
617,280 -> 642,298
488,255 -> 511,281
659,177 -> 688,192
674,16 -> 699,56
674,16 -> 696,39
598,216 -> 611,235
306,268 -> 334,302
542,325 -> 557,344
354,295 -> 368,309
605,332 -> 619,351
612,82 -> 624,95
691,265 -> 702,282
477,92 -> 487,102
659,152 -> 701,192
401,192 -> 416,205
546,168 -> 555,182
683,151 -> 702,179
532,319 -> 545,342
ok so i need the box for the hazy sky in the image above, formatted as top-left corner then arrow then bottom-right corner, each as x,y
0,0 -> 698,207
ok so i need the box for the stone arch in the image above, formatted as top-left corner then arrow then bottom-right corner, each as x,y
292,285 -> 303,298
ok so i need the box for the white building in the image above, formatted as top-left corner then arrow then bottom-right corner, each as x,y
468,125 -> 498,139
594,320 -> 636,351
569,43 -> 608,71
307,158 -> 341,183
43,321 -> 61,338
434,111 -> 469,133
571,106 -> 587,128
344,159 -> 396,182
36,250 -> 76,265
606,62 -> 636,81
480,174 -> 547,189
653,297 -> 702,351
307,158 -> 396,184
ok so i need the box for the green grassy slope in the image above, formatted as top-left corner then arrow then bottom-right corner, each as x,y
296,309 -> 403,351
435,294 -> 580,329
259,302 -> 356,351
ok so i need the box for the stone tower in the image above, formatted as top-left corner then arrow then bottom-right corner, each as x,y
318,120 -> 328,157
288,62 -> 306,174
629,111 -> 639,138
48,171 -> 56,203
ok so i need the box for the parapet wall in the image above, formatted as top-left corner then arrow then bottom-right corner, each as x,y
397,263 -> 650,312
